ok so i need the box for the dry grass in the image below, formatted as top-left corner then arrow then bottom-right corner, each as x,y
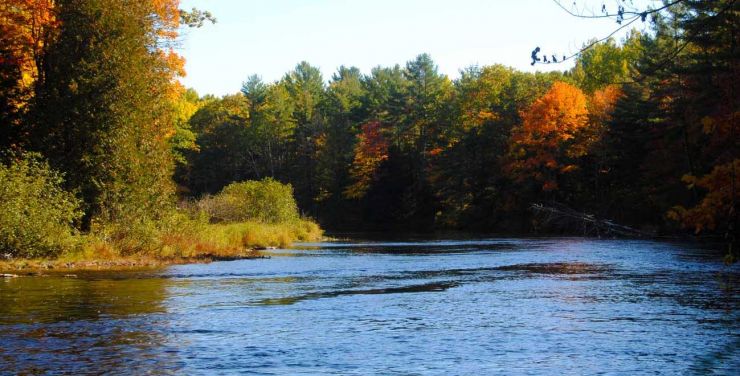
155,219 -> 322,259
0,218 -> 323,273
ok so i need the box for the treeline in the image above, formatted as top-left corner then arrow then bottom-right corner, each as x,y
0,0 -> 320,260
1,1 -> 736,260
174,1 -> 736,248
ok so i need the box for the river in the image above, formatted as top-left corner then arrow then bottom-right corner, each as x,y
1,238 -> 738,374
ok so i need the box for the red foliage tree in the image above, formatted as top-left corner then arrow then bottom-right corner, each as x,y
344,121 -> 389,199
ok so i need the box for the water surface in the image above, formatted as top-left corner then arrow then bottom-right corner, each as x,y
1,238 -> 738,374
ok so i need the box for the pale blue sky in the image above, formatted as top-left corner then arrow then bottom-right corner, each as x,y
178,0 -> 655,96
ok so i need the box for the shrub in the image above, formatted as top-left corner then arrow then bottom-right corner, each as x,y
0,154 -> 82,258
200,178 -> 300,224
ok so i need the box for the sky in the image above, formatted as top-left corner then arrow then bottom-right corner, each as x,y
178,0 -> 656,96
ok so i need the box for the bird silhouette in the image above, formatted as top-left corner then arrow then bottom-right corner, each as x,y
543,55 -> 549,63
531,47 -> 541,65
552,55 -> 558,63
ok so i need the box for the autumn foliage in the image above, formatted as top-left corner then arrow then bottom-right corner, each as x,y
0,0 -> 736,261
507,82 -> 591,191
668,81 -> 739,236
669,160 -> 740,233
0,0 -> 57,133
0,0 -> 58,86
345,121 -> 389,199
588,85 -> 623,125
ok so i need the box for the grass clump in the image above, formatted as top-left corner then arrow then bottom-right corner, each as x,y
0,154 -> 82,258
156,219 -> 322,259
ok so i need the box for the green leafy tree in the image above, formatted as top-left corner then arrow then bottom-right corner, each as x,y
314,66 -> 366,215
281,62 -> 325,209
170,87 -> 204,166
570,34 -> 642,93
241,75 -> 296,179
184,94 -> 251,194
32,0 -> 180,228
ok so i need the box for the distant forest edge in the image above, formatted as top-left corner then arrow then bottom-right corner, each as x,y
0,1 -> 737,261
174,3 -> 735,239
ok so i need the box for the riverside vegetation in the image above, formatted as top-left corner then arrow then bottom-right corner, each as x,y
0,155 -> 321,270
0,0 -> 737,268
0,0 -> 320,270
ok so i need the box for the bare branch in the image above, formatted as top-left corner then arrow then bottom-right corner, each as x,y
531,14 -> 641,65
551,0 -> 685,20
531,0 -> 688,66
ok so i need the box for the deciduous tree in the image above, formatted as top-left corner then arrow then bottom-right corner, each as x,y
507,82 -> 591,192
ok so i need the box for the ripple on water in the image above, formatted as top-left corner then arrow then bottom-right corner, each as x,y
1,238 -> 738,374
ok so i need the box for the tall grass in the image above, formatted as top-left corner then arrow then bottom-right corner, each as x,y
156,218 -> 322,259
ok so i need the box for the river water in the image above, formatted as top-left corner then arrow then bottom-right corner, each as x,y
1,238 -> 738,375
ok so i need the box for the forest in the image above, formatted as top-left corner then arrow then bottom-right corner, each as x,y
0,0 -> 737,263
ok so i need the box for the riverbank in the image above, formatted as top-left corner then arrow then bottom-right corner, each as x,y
0,251 -> 268,274
1,219 -> 323,273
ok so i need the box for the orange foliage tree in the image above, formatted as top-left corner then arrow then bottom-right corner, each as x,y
0,0 -> 187,125
0,0 -> 58,87
670,160 -> 739,234
587,84 -> 623,178
345,121 -> 389,199
668,92 -> 739,239
588,85 -> 623,128
506,81 -> 591,191
0,0 -> 57,135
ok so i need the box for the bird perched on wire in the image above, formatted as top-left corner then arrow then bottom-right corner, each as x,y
531,47 -> 541,66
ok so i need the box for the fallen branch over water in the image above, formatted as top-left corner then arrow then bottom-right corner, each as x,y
530,202 -> 653,238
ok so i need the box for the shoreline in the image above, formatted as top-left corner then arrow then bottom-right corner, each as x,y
0,251 -> 272,275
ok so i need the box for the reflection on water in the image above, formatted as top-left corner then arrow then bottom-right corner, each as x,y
0,274 -> 180,374
1,238 -> 738,374
1,273 -> 168,324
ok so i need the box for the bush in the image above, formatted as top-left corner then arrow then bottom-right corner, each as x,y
0,154 -> 82,258
199,178 -> 300,224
